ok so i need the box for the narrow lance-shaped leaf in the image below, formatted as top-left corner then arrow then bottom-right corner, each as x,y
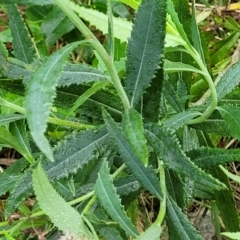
41,6 -> 74,47
32,163 -> 92,239
216,59 -> 240,100
0,114 -> 25,126
191,0 -> 205,63
0,40 -> 8,58
164,60 -> 204,75
164,111 -> 201,130
166,194 -> 203,240
0,127 -> 34,164
25,42 -> 80,161
187,147 -> 240,168
95,160 -> 138,237
102,109 -> 162,200
9,120 -> 34,164
124,0 -> 166,106
122,108 -> 148,166
217,105 -> 240,141
145,123 -> 226,192
7,4 -> 36,64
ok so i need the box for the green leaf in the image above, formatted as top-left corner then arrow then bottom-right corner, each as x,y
67,81 -> 110,117
32,163 -> 92,238
4,128 -> 110,216
0,0 -> 53,4
192,118 -> 230,136
167,0 -> 191,46
0,127 -> 34,164
164,111 -> 201,130
0,157 -> 28,197
220,166 -> 240,184
41,5 -> 74,47
166,195 -> 203,240
102,109 -> 162,200
221,232 -> 240,240
191,0 -> 205,63
217,105 -> 240,140
163,79 -> 182,112
187,147 -> 240,168
59,64 -> 108,87
142,67 -> 164,122
0,114 -> 25,125
70,2 -> 132,43
122,108 -> 148,166
164,60 -> 204,74
211,32 -> 240,65
9,120 -> 34,164
211,167 -> 240,232
0,40 -> 8,58
135,225 -> 162,240
99,227 -> 124,240
165,169 -> 186,209
95,160 -> 138,237
216,61 -> 240,101
25,42 -> 80,161
145,123 -> 226,192
7,5 -> 36,64
124,0 -> 166,106
224,16 -> 240,32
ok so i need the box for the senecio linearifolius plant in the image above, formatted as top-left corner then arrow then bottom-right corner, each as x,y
0,0 -> 240,239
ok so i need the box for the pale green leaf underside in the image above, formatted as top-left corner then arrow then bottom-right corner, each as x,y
0,114 -> 25,125
122,108 -> 148,166
32,163 -> 92,238
135,225 -> 162,240
95,161 -> 138,237
164,60 -> 204,75
8,4 -> 36,64
220,165 -> 240,184
69,2 -> 132,43
145,123 -> 225,192
103,109 -> 162,200
164,111 -> 201,130
217,105 -> 240,141
25,42 -> 80,161
125,0 -> 166,106
221,232 -> 240,240
216,61 -> 240,100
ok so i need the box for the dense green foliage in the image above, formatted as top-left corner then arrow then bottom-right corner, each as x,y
0,0 -> 240,239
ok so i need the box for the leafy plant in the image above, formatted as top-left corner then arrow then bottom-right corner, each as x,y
0,0 -> 240,239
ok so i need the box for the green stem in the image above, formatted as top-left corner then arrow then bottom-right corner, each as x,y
0,97 -> 95,129
154,161 -> 166,226
185,45 -> 218,124
54,0 -> 130,110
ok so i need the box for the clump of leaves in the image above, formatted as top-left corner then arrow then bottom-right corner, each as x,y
0,0 -> 240,239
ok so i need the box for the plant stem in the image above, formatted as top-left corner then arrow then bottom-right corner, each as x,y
54,0 -> 130,110
185,45 -> 218,124
0,97 -> 95,129
154,161 -> 166,226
